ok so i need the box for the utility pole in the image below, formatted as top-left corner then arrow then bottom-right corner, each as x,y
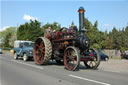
16,23 -> 19,40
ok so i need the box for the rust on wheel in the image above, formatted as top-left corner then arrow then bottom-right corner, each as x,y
84,48 -> 100,69
64,46 -> 80,71
33,37 -> 52,65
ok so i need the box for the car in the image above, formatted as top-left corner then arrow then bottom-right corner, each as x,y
98,50 -> 109,61
121,51 -> 128,59
0,48 -> 3,54
87,50 -> 109,61
13,40 -> 34,61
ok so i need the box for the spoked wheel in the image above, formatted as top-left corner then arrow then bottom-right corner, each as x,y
33,37 -> 52,65
64,46 -> 80,71
84,48 -> 100,69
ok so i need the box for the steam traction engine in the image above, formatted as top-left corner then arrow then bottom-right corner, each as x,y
33,7 -> 100,71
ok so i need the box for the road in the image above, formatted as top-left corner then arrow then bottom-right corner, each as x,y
0,52 -> 128,85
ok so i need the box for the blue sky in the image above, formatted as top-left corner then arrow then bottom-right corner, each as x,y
0,0 -> 128,32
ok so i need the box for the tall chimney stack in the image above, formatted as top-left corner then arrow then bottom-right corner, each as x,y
78,7 -> 86,35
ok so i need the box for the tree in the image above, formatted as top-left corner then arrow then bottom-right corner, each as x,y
17,20 -> 43,41
84,19 -> 106,49
124,26 -> 128,50
41,22 -> 61,35
17,25 -> 25,40
105,36 -> 113,49
109,27 -> 121,49
107,26 -> 128,50
93,20 -> 98,30
4,32 -> 12,48
0,27 -> 16,48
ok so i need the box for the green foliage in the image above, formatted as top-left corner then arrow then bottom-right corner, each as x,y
17,20 -> 43,41
85,18 -> 106,49
107,26 -> 128,50
109,26 -> 128,50
1,18 -> 127,51
84,18 -> 128,50
41,22 -> 61,35
0,27 -> 16,48
105,36 -> 113,49
4,32 -> 12,47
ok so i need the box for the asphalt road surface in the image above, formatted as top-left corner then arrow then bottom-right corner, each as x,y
0,52 -> 128,85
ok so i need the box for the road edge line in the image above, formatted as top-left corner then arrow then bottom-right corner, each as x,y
69,74 -> 111,85
11,60 -> 44,70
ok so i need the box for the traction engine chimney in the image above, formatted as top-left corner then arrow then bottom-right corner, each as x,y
78,7 -> 86,35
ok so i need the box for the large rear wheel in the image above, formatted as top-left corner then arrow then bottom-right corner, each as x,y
84,48 -> 100,69
33,37 -> 52,65
64,46 -> 80,71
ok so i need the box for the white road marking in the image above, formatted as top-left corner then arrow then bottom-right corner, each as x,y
11,60 -> 44,70
69,74 -> 111,85
103,69 -> 120,73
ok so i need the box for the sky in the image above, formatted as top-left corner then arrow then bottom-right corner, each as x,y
0,0 -> 128,32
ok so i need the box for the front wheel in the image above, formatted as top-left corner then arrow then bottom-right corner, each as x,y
64,46 -> 80,71
13,53 -> 18,60
84,48 -> 100,69
104,57 -> 109,61
23,53 -> 28,61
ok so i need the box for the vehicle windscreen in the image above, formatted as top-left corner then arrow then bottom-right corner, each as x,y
98,50 -> 103,54
24,42 -> 34,47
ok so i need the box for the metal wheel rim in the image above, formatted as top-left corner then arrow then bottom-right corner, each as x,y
84,48 -> 100,69
85,57 -> 98,68
64,47 -> 79,71
33,39 -> 45,64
